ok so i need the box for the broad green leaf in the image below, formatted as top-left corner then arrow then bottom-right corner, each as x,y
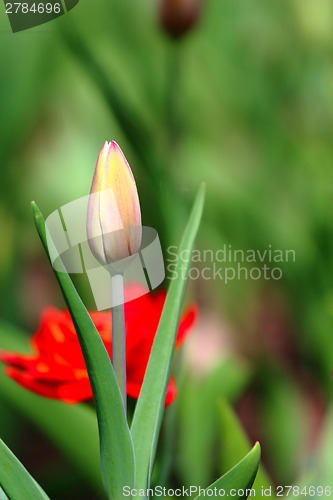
0,437 -> 50,500
0,321 -> 101,491
193,442 -> 261,500
131,184 -> 205,491
32,202 -> 135,500
219,399 -> 276,499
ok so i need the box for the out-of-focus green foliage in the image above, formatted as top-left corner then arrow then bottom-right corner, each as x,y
176,359 -> 250,489
218,398 -> 276,499
296,406 -> 333,499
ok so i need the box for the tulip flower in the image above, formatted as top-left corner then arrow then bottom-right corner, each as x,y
0,286 -> 197,406
86,141 -> 143,413
160,0 -> 202,39
86,140 -> 142,266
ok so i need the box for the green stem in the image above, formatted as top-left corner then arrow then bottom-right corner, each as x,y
110,273 -> 127,415
166,42 -> 182,151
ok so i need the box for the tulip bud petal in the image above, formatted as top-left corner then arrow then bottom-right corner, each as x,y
160,0 -> 202,39
87,141 -> 142,265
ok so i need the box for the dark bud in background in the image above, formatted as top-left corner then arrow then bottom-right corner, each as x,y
160,0 -> 202,39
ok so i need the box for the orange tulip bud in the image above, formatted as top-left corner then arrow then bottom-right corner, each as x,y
86,141 -> 142,265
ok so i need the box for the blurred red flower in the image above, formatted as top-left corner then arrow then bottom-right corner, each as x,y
0,288 -> 196,406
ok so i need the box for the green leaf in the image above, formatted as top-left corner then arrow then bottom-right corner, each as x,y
31,202 -> 135,500
193,442 -> 261,500
219,399 -> 276,499
130,184 -> 205,491
0,437 -> 50,500
0,321 -> 102,491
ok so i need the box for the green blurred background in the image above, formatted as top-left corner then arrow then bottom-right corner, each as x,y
0,0 -> 333,498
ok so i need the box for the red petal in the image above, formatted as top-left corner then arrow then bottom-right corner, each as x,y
0,290 -> 197,406
5,367 -> 61,399
0,351 -> 36,369
176,304 -> 197,347
165,377 -> 178,406
57,380 -> 93,403
127,376 -> 178,407
32,308 -> 86,367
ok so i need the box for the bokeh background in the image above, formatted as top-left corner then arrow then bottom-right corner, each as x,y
0,0 -> 333,498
